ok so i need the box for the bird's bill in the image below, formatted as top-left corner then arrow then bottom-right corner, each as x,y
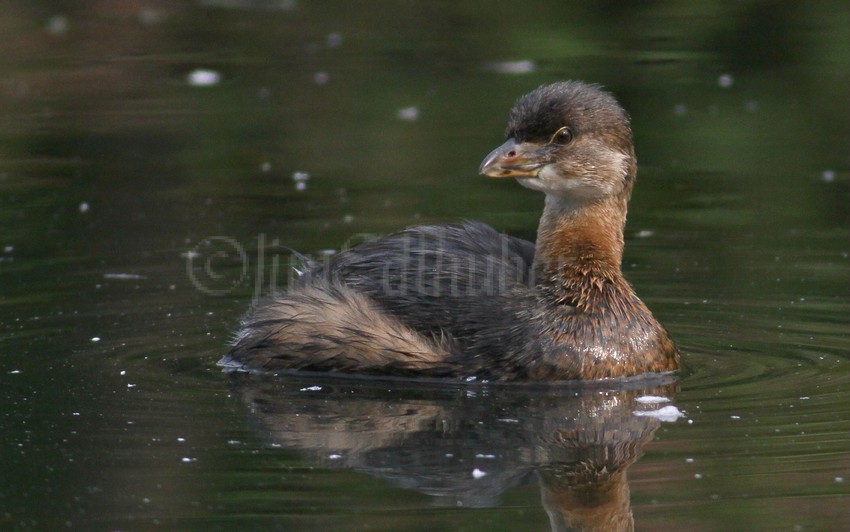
478,138 -> 547,178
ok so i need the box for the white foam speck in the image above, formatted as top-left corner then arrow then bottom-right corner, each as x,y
475,454 -> 496,459
635,395 -> 670,404
79,202 -> 90,213
472,468 -> 487,479
329,454 -> 343,460
104,273 -> 146,280
300,386 -> 322,392
633,405 -> 685,422
91,337 -> 101,342
484,60 -> 536,74
187,69 -> 221,87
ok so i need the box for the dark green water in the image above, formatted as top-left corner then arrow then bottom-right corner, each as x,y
1,2 -> 848,530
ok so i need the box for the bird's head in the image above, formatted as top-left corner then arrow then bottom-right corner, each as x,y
479,81 -> 636,203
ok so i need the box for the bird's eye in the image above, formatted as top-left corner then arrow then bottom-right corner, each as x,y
551,127 -> 573,145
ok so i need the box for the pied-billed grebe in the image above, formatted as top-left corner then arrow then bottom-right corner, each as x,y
220,81 -> 680,380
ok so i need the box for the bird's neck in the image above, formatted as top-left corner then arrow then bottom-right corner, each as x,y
533,193 -> 630,305
526,192 -> 679,379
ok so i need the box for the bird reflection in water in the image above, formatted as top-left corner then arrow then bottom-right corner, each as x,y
228,374 -> 681,531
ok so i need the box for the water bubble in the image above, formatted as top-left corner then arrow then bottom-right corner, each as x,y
139,9 -> 162,25
46,15 -> 69,36
717,74 -> 734,88
326,32 -> 343,48
397,106 -> 419,122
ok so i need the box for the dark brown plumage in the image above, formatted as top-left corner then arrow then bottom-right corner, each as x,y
220,81 -> 680,380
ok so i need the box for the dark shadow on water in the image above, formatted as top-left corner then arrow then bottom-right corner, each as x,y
226,373 -> 681,531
